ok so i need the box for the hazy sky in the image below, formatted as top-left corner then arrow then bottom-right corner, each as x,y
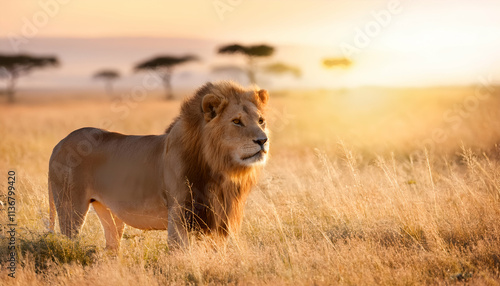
1,0 -> 500,88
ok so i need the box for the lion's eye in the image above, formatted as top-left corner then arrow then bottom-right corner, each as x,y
258,118 -> 265,125
232,119 -> 242,126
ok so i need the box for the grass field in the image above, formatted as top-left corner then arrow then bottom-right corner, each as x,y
1,86 -> 500,285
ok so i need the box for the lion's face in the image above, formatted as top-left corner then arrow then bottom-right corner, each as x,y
201,87 -> 269,172
220,100 -> 269,167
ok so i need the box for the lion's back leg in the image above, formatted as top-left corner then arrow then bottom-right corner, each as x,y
49,170 -> 91,238
48,181 -> 56,233
92,201 -> 125,251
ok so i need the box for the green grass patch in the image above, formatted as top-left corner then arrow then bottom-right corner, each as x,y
13,232 -> 98,272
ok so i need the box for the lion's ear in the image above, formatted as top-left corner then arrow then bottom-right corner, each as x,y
257,89 -> 269,105
202,93 -> 228,122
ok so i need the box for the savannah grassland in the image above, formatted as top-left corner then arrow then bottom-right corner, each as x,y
1,86 -> 500,285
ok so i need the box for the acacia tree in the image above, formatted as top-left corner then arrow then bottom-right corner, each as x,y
134,55 -> 198,100
93,69 -> 120,97
217,44 -> 274,85
0,54 -> 59,103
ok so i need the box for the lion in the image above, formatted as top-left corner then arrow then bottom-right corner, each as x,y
48,81 -> 270,250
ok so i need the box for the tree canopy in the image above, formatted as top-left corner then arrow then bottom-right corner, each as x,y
134,55 -> 198,99
93,70 -> 120,80
218,44 -> 275,58
134,55 -> 198,71
93,69 -> 120,97
0,54 -> 59,103
0,54 -> 59,75
217,43 -> 275,84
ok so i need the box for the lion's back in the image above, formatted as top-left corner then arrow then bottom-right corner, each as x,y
49,127 -> 109,166
49,127 -> 166,179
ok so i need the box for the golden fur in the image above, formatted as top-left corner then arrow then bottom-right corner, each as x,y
48,81 -> 270,250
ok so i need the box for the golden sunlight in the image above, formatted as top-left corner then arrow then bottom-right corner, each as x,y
2,1 -> 500,285
2,0 -> 500,87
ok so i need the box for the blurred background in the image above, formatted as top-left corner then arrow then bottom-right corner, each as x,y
1,0 -> 500,96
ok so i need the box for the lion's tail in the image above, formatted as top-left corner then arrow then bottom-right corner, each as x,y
48,181 -> 56,233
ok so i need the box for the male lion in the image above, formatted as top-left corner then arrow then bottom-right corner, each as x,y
48,81 -> 269,250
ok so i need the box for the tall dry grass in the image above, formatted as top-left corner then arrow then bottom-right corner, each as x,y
1,87 -> 500,285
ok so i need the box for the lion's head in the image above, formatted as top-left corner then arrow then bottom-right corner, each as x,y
166,81 -> 270,234
201,82 -> 269,172
179,81 -> 269,176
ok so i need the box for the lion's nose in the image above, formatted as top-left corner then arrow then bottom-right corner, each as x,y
253,138 -> 268,147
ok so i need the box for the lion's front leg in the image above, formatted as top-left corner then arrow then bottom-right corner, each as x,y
167,204 -> 189,249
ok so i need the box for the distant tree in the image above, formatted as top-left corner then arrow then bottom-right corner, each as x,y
322,57 -> 352,69
263,62 -> 301,78
134,55 -> 198,100
217,44 -> 274,85
93,69 -> 120,97
0,54 -> 59,103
